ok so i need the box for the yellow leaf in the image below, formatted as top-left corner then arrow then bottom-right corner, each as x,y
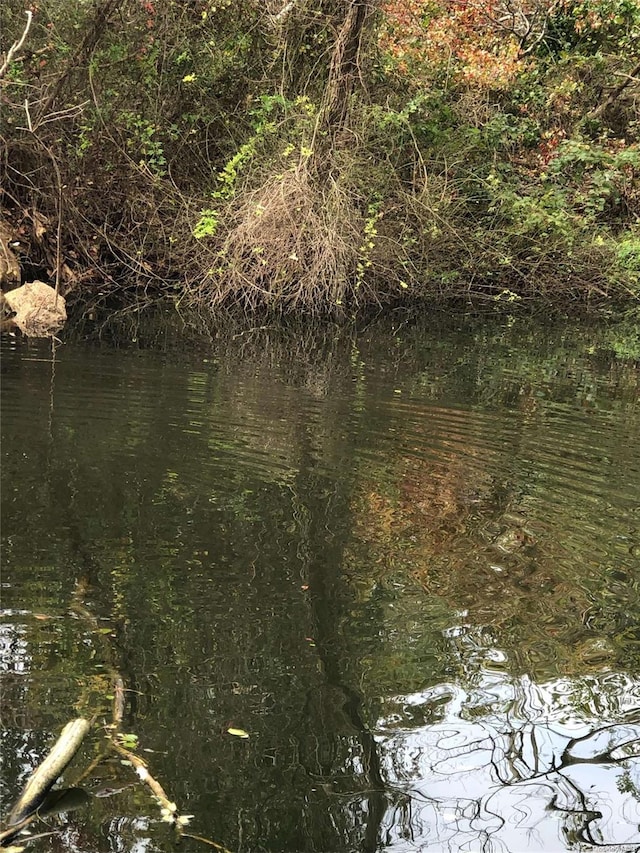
227,727 -> 250,739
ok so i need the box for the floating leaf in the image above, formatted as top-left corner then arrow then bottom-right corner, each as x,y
119,732 -> 139,747
227,727 -> 250,739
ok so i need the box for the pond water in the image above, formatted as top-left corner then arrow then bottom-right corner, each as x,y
1,318 -> 639,852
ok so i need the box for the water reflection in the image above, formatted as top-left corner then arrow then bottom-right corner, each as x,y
1,319 -> 639,852
377,668 -> 640,851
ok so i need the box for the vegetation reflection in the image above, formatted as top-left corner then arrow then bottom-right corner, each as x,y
1,320 -> 639,851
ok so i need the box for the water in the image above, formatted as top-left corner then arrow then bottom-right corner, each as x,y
1,319 -> 639,852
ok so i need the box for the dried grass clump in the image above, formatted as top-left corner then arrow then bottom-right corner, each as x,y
195,162 -> 364,314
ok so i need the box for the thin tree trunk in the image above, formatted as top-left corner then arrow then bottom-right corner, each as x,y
36,0 -> 126,121
313,0 -> 375,161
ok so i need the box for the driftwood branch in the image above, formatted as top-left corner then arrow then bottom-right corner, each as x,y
0,11 -> 33,79
181,832 -> 235,852
4,718 -> 90,827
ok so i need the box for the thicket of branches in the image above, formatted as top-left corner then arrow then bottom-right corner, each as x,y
0,0 -> 638,318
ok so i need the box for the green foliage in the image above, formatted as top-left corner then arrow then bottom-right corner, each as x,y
545,141 -> 640,225
209,93 -> 317,202
1,0 -> 638,313
481,112 -> 542,152
615,236 -> 640,286
356,198 -> 383,292
544,0 -> 640,54
120,112 -> 169,177
214,142 -> 259,200
193,209 -> 220,239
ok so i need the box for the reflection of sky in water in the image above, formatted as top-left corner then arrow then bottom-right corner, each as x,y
375,665 -> 640,851
0,619 -> 30,674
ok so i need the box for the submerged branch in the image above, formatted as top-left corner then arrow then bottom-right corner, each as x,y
1,580 -> 229,852
181,833 -> 235,852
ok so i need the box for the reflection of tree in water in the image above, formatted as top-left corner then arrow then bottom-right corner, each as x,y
340,377 -> 640,849
294,457 -> 393,853
375,664 -> 640,852
347,363 -> 640,678
3,324 -> 639,851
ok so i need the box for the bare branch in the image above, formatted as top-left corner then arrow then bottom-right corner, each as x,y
589,59 -> 640,119
0,10 -> 33,79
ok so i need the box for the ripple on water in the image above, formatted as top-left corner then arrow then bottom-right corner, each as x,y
1,328 -> 639,853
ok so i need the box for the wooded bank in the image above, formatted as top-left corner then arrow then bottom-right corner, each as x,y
1,0 -> 638,321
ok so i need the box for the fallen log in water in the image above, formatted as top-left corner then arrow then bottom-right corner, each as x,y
5,718 -> 90,827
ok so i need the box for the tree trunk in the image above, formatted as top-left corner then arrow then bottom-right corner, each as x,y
36,0 -> 127,121
314,0 -> 374,158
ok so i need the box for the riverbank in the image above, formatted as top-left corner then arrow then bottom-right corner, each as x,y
1,0 -> 638,318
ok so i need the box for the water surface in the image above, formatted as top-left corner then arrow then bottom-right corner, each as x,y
1,319 -> 639,852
